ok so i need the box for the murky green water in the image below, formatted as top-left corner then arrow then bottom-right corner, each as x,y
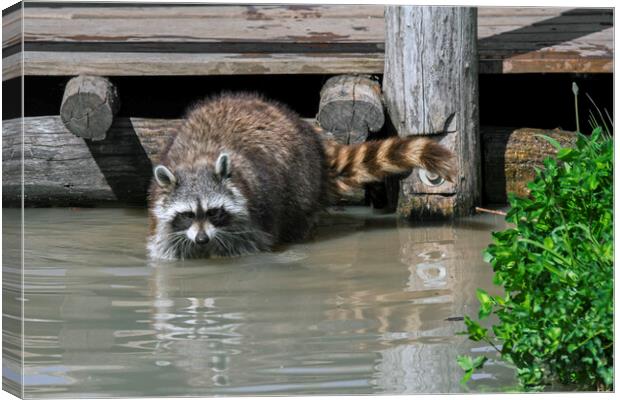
4,207 -> 519,397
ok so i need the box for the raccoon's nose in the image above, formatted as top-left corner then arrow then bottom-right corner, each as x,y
195,232 -> 210,245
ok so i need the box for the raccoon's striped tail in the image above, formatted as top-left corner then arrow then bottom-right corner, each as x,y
324,136 -> 456,197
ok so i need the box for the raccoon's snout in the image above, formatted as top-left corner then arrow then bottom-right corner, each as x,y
195,231 -> 210,245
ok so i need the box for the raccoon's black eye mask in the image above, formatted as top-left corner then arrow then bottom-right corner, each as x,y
170,207 -> 231,231
171,212 -> 194,231
205,208 -> 231,227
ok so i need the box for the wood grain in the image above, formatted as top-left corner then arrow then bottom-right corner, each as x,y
2,4 -> 22,49
3,116 -> 575,207
60,75 -> 120,141
2,116 -> 321,206
3,116 -> 175,206
317,75 -> 384,144
481,127 -> 577,203
2,5 -> 613,78
2,51 -> 385,81
384,6 -> 481,219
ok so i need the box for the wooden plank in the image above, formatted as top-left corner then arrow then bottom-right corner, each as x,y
2,52 -> 22,79
478,29 -> 613,43
1,5 -> 613,77
2,5 -> 22,49
15,5 -> 608,46
20,5 -> 385,44
6,47 -> 609,78
2,51 -> 384,81
479,7 -> 580,16
21,17 -> 385,44
477,14 -> 612,26
480,55 -> 613,74
478,24 -> 613,38
22,4 -> 386,20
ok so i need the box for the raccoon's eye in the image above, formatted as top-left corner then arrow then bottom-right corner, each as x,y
180,211 -> 195,220
205,207 -> 230,227
171,211 -> 195,232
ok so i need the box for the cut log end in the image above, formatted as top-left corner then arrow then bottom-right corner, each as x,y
482,127 -> 577,203
317,75 -> 384,144
60,75 -> 120,141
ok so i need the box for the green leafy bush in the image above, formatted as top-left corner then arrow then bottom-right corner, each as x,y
460,127 -> 613,390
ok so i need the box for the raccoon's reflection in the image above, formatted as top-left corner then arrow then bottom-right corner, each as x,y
145,214 -> 505,393
149,263 -> 241,388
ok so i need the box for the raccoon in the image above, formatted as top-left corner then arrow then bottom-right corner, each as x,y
147,93 -> 455,260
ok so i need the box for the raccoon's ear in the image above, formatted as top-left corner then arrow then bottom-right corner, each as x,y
215,153 -> 231,179
154,165 -> 177,188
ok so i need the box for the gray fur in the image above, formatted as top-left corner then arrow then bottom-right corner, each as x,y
147,93 -> 328,260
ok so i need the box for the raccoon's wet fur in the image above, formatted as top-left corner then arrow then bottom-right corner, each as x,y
147,93 -> 455,260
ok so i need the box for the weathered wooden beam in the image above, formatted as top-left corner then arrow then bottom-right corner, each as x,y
1,116 -> 320,206
2,52 -> 386,81
60,75 -> 120,141
383,6 -> 480,219
15,5 -> 385,46
481,126 -> 576,204
2,6 -> 612,81
2,116 -> 576,207
2,116 -> 174,206
317,75 -> 384,144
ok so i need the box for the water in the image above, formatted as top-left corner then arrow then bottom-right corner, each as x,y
3,207 -> 519,397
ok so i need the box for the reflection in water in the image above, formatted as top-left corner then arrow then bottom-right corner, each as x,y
373,223 -> 489,393
5,207 -> 519,397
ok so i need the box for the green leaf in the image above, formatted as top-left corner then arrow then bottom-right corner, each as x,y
460,368 -> 474,385
464,316 -> 488,341
457,355 -> 473,371
557,148 -> 573,160
483,249 -> 494,263
547,327 -> 562,340
476,289 -> 493,307
472,356 -> 488,369
459,124 -> 613,391
476,289 -> 494,319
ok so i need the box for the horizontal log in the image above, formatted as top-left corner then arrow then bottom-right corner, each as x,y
481,126 -> 577,204
0,117 -> 579,207
2,116 -> 320,206
2,116 -> 173,206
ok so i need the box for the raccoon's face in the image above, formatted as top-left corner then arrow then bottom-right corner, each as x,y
151,153 -> 253,259
168,200 -> 232,245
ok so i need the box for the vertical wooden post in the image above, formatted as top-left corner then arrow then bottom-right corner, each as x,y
383,6 -> 480,219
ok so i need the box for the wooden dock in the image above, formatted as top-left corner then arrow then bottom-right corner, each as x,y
2,4 -> 613,80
